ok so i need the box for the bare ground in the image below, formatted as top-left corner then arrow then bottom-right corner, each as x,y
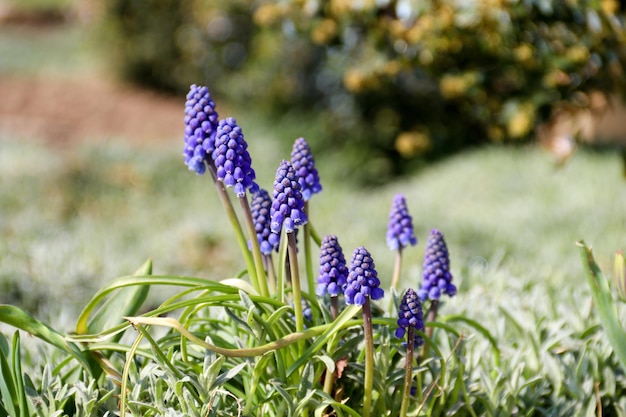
0,74 -> 183,147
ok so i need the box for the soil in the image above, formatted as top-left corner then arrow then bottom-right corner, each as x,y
0,74 -> 183,147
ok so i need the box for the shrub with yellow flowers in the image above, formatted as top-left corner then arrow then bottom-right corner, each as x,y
103,0 -> 626,181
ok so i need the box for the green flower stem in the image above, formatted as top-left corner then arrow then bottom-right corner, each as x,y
309,221 -> 322,246
362,298 -> 375,417
389,248 -> 403,313
288,231 -> 305,355
277,228 -> 289,303
264,254 -> 277,295
304,201 -> 316,294
239,195 -> 270,298
390,248 -> 403,292
322,297 -> 341,397
425,300 -> 439,341
400,327 -> 415,417
208,167 -> 260,294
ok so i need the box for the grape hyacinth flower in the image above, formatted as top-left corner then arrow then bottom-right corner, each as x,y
345,247 -> 384,306
396,288 -> 425,416
182,84 -> 219,174
395,288 -> 425,348
386,194 -> 417,251
212,117 -> 259,197
345,246 -> 383,417
317,235 -> 348,298
290,137 -> 322,201
250,189 -> 277,255
269,160 -> 308,238
418,229 -> 456,301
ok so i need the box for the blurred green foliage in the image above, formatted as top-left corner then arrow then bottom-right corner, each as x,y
101,0 -> 626,181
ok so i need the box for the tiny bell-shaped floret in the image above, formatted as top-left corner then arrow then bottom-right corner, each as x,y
250,189 -> 278,255
183,84 -> 219,174
418,229 -> 456,301
212,117 -> 259,197
395,288 -> 425,347
290,137 -> 322,201
345,246 -> 384,306
270,160 -> 308,237
386,194 -> 418,251
317,235 -> 349,297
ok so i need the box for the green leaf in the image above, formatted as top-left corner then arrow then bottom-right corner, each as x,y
0,333 -> 18,417
0,305 -> 95,375
76,274 -> 239,335
440,314 -> 501,367
212,362 -> 247,389
10,333 -> 28,417
86,259 -> 152,340
578,241 -> 626,371
286,304 -> 361,377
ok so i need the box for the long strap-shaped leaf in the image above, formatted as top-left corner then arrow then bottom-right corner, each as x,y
578,240 -> 626,370
76,275 -> 239,335
86,259 -> 152,340
126,305 -> 361,361
0,305 -> 96,375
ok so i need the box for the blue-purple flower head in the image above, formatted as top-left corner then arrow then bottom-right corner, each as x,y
386,194 -> 417,251
250,189 -> 278,255
183,84 -> 219,174
212,117 -> 258,197
270,160 -> 308,235
345,247 -> 384,306
418,229 -> 457,301
317,235 -> 348,297
395,288 -> 424,347
290,137 -> 322,201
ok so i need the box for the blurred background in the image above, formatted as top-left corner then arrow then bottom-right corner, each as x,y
1,0 -> 626,322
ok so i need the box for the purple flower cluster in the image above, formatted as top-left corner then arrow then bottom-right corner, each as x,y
250,189 -> 277,255
270,160 -> 308,237
317,235 -> 348,297
395,288 -> 424,347
386,194 -> 417,251
345,247 -> 384,306
291,138 -> 322,201
183,84 -> 219,174
212,117 -> 258,197
418,229 -> 456,301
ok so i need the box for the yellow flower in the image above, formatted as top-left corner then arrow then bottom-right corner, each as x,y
344,69 -> 367,93
311,19 -> 338,45
514,44 -> 533,63
506,104 -> 535,138
253,3 -> 285,26
395,131 -> 431,157
566,45 -> 589,64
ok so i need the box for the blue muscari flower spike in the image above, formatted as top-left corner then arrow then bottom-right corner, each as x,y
212,117 -> 259,197
269,160 -> 308,241
386,194 -> 418,251
290,137 -> 322,201
345,246 -> 384,306
249,189 -> 277,255
418,229 -> 457,301
183,84 -> 219,175
317,235 -> 348,297
395,288 -> 425,347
